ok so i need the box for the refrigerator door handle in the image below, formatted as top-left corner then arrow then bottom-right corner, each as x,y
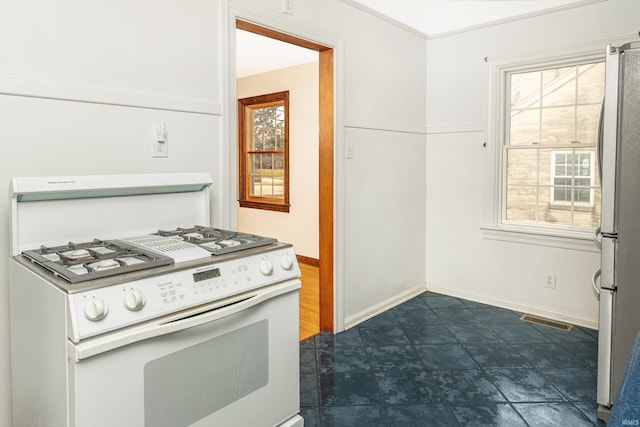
596,100 -> 604,182
598,288 -> 615,407
601,236 -> 616,291
592,268 -> 601,299
600,44 -> 620,234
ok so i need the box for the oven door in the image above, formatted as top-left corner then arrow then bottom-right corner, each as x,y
67,280 -> 301,427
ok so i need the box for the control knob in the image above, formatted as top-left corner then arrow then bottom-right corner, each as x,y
259,260 -> 273,276
280,255 -> 294,270
124,289 -> 146,311
84,298 -> 109,322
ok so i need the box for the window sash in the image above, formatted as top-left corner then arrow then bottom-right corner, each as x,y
501,60 -> 603,230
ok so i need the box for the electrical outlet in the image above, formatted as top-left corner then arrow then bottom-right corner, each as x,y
544,272 -> 556,289
152,121 -> 168,158
152,140 -> 168,158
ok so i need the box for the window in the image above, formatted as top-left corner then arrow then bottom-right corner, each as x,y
502,61 -> 604,231
551,151 -> 595,206
238,91 -> 290,212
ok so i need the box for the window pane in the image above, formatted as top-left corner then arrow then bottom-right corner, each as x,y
260,153 -> 272,169
506,148 -> 538,185
536,185 -> 554,223
541,106 -> 575,145
577,63 -> 606,104
250,175 -> 261,197
250,154 -> 260,172
576,104 -> 601,145
275,129 -> 285,150
505,185 -> 538,222
273,153 -> 284,171
510,109 -> 540,145
553,183 -> 571,202
554,152 -> 568,176
576,153 -> 592,176
576,188 -> 590,203
251,106 -> 285,152
554,177 -> 572,186
275,106 -> 284,125
511,71 -> 541,108
542,67 -> 575,107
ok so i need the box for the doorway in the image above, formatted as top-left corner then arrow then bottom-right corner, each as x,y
235,20 -> 334,335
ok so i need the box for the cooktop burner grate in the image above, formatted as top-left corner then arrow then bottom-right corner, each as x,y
155,226 -> 277,255
22,239 -> 173,284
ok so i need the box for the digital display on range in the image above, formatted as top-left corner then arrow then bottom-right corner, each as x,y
193,268 -> 221,282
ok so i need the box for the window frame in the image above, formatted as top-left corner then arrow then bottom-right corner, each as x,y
237,91 -> 290,213
482,43 -> 609,251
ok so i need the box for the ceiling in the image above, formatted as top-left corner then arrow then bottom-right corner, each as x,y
350,0 -> 596,36
236,30 -> 318,79
236,0 -> 597,78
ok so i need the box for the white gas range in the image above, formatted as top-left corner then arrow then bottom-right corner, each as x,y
8,173 -> 303,427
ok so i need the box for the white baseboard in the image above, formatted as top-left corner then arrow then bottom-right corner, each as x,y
426,283 -> 598,330
344,283 -> 427,330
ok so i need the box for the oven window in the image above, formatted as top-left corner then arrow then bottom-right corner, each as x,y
144,320 -> 268,427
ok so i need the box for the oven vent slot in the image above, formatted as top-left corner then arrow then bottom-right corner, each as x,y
520,314 -> 574,332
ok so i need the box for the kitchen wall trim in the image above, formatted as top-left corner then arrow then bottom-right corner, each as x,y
344,282 -> 426,330
481,225 -> 600,253
339,0 -> 427,40
426,283 -> 599,330
345,117 -> 427,135
426,0 -> 607,40
426,122 -> 484,135
0,75 -> 222,115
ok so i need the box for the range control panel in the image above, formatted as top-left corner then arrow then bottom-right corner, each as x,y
67,246 -> 300,342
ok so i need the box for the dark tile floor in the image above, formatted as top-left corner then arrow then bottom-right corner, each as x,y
299,291 -> 605,426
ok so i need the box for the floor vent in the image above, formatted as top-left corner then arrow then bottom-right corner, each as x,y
520,314 -> 574,332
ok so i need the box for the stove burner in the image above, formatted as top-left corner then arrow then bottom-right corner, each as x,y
64,249 -> 92,260
22,239 -> 173,284
87,259 -> 121,272
155,226 -> 277,255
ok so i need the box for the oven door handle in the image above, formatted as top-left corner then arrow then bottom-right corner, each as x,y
69,279 -> 301,362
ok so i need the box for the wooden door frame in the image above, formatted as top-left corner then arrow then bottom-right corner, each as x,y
235,20 -> 334,332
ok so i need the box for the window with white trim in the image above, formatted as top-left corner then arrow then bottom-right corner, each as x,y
502,60 -> 604,231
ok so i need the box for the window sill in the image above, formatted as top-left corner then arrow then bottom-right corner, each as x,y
238,200 -> 290,213
480,225 -> 599,253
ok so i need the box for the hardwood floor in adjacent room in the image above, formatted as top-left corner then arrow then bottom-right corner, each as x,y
299,262 -> 320,341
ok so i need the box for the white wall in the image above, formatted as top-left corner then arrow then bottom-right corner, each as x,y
426,0 -> 640,328
237,62 -> 320,259
0,0 -> 427,423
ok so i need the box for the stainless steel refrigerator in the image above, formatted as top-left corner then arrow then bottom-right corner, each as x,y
595,41 -> 640,421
